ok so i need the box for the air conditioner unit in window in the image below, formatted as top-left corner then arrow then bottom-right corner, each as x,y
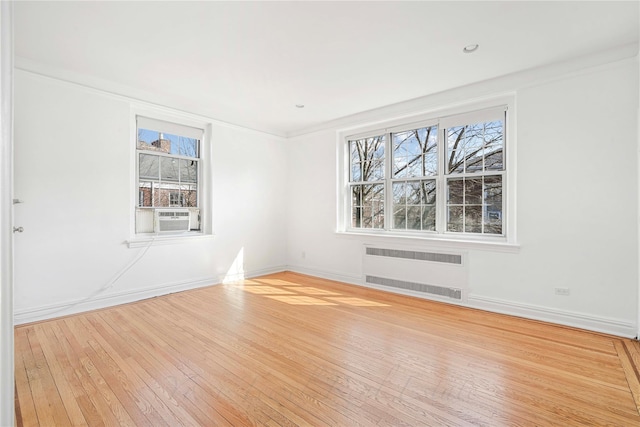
155,209 -> 191,233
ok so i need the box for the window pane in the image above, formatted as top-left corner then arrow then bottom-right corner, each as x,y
447,126 -> 465,151
373,201 -> 385,228
352,186 -> 362,207
177,136 -> 199,158
447,120 -> 504,174
393,156 -> 409,178
447,175 -> 504,235
160,157 -> 179,182
349,135 -> 385,183
421,180 -> 436,205
423,151 -> 438,176
393,207 -> 406,229
447,179 -> 464,204
393,125 -> 437,178
463,124 -> 484,152
153,182 -> 167,207
461,125 -> 483,174
407,206 -> 421,230
484,175 -> 502,205
352,206 -> 362,228
138,182 -> 152,207
362,206 -> 373,228
447,150 -> 465,174
465,153 -> 484,173
407,181 -> 421,204
369,159 -> 385,180
484,205 -> 502,234
180,184 -> 198,207
351,185 -> 363,227
138,128 -> 199,158
465,178 -> 482,205
447,206 -> 463,232
169,191 -> 183,207
392,179 -> 436,231
138,129 -> 171,154
484,121 -> 504,171
422,206 -> 436,231
465,206 -> 482,233
392,182 -> 405,204
351,163 -> 362,181
360,184 -> 384,229
180,159 -> 197,183
139,154 -> 159,179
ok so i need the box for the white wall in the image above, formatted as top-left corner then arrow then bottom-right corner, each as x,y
286,57 -> 639,337
13,70 -> 288,323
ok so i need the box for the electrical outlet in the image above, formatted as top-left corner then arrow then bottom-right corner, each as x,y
301,251 -> 306,259
555,287 -> 570,296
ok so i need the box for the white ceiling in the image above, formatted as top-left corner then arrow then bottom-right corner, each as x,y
14,1 -> 639,137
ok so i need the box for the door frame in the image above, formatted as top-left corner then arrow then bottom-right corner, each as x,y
0,1 -> 14,425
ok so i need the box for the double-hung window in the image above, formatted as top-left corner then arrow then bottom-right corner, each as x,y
346,105 -> 508,240
135,116 -> 203,234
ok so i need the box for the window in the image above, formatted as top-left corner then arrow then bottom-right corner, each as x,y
345,106 -> 508,240
169,191 -> 186,207
135,116 -> 203,234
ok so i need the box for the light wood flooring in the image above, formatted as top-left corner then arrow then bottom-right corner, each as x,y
14,271 -> 640,426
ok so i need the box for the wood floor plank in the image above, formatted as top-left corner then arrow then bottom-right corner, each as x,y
32,324 -> 88,426
14,328 -> 39,427
615,339 -> 640,415
99,308 -> 239,426
85,312 -> 230,427
57,319 -> 137,427
24,326 -> 72,426
15,271 -> 640,426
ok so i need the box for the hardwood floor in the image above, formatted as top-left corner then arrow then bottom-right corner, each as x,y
14,271 -> 640,426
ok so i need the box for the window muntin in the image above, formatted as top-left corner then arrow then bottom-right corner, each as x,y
345,108 -> 506,239
135,117 -> 203,233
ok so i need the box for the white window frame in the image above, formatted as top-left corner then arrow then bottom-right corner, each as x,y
128,107 -> 213,246
337,96 -> 517,249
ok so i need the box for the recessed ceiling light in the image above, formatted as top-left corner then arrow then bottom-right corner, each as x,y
463,44 -> 479,54
295,104 -> 305,109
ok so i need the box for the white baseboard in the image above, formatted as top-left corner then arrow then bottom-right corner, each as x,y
14,265 -> 288,325
14,276 -> 218,325
468,295 -> 636,338
217,265 -> 287,284
286,265 -> 637,338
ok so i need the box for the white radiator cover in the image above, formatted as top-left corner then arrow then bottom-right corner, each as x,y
362,244 -> 469,302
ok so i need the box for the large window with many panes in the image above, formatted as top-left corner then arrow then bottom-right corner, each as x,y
346,106 -> 506,238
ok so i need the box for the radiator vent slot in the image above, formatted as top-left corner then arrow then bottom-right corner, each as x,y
365,247 -> 462,265
366,275 -> 462,300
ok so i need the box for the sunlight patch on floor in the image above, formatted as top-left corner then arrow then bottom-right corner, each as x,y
256,278 -> 301,287
285,287 -> 341,296
234,275 -> 392,308
242,286 -> 295,295
325,297 -> 389,307
265,296 -> 338,305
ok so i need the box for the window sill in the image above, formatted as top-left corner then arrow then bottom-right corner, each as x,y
126,233 -> 214,248
335,230 -> 520,253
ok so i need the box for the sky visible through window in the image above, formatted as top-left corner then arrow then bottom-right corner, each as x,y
138,128 -> 199,158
